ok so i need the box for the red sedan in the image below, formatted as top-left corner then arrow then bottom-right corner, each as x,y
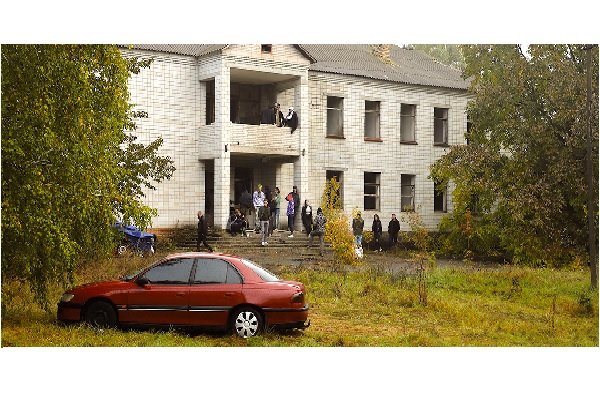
57,252 -> 309,338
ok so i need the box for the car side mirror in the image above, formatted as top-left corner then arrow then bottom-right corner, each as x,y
136,277 -> 150,286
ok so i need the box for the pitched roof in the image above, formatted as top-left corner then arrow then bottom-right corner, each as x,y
299,44 -> 468,90
123,44 -> 467,90
121,44 -> 227,57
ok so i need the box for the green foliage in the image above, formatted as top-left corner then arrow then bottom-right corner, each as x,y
321,178 -> 359,265
399,207 -> 431,255
1,45 -> 174,307
410,44 -> 466,71
430,44 -> 599,267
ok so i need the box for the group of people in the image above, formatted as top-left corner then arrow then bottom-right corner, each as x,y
352,212 -> 401,252
197,185 -> 405,256
260,102 -> 298,133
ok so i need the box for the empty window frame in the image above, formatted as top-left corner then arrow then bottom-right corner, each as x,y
400,174 -> 415,212
326,170 -> 344,208
326,96 -> 344,137
434,181 -> 447,213
364,172 -> 381,211
206,79 -> 215,125
400,103 -> 416,143
434,107 -> 448,145
364,101 -> 381,139
261,44 -> 272,53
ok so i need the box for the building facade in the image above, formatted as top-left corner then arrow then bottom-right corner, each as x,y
121,44 -> 469,232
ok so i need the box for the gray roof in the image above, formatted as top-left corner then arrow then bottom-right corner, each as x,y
123,44 -> 467,90
122,44 -> 227,57
299,44 -> 468,90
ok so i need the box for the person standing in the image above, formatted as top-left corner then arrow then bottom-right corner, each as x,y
252,184 -> 266,232
388,213 -> 400,247
352,211 -> 364,248
273,103 -> 284,127
239,188 -> 252,218
258,199 -> 271,246
301,200 -> 313,236
307,207 -> 327,256
291,185 -> 300,231
286,192 -> 295,238
372,214 -> 383,252
272,187 -> 281,230
196,211 -> 213,252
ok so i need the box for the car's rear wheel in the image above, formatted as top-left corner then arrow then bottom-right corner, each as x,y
84,301 -> 117,328
231,307 -> 263,338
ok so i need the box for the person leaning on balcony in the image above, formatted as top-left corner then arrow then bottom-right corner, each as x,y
273,103 -> 284,127
285,106 -> 298,133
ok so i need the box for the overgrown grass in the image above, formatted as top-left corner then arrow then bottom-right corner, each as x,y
1,253 -> 597,347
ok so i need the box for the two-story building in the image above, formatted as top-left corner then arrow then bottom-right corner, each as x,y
120,44 -> 469,232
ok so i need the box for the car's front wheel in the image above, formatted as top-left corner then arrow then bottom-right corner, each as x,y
231,307 -> 263,338
84,301 -> 117,328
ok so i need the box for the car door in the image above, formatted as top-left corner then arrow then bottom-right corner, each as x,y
188,258 -> 244,327
121,258 -> 194,326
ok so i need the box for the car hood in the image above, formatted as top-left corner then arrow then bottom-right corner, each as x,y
71,280 -> 132,292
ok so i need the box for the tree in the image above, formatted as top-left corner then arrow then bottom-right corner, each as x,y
430,45 -> 598,286
1,45 -> 175,306
410,44 -> 466,71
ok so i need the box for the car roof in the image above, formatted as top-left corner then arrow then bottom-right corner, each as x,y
162,252 -> 242,261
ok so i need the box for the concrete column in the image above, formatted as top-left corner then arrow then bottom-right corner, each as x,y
293,73 -> 310,231
213,63 -> 231,230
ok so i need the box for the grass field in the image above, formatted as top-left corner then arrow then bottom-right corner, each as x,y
1,252 -> 598,347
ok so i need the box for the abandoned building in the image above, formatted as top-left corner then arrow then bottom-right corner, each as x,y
119,44 -> 470,231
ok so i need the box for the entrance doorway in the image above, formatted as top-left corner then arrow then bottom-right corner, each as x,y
234,167 -> 253,205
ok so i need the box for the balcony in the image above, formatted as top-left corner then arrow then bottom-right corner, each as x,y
196,123 -> 300,158
228,123 -> 299,156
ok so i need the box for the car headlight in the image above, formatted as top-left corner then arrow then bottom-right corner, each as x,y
60,293 -> 74,303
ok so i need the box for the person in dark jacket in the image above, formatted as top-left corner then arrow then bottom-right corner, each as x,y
197,211 -> 213,252
285,107 -> 298,133
258,199 -> 271,246
239,188 -> 252,218
388,213 -> 400,246
301,200 -> 313,236
352,212 -> 364,248
372,214 -> 383,252
291,185 -> 300,230
307,207 -> 327,256
273,103 -> 284,127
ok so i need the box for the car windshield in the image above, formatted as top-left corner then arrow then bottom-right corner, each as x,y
240,259 -> 280,282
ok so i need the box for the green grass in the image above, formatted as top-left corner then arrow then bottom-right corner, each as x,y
1,254 -> 598,347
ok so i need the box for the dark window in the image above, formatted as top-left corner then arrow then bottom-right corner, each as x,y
261,44 -> 272,53
434,107 -> 448,145
143,258 -> 194,284
326,170 -> 344,208
194,259 -> 242,284
326,96 -> 344,137
400,103 -> 416,142
206,80 -> 215,125
364,101 -> 380,139
434,181 -> 447,213
401,174 -> 415,212
240,259 -> 280,282
364,172 -> 381,211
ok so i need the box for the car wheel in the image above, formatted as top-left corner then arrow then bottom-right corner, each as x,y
231,307 -> 263,338
84,301 -> 117,328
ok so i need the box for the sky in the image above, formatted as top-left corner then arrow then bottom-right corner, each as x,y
1,1 -> 598,400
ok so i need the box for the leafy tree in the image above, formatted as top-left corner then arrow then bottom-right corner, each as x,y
321,178 -> 359,265
430,45 -> 598,279
410,44 -> 466,71
1,45 -> 175,306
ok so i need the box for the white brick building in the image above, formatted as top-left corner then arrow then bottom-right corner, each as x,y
120,44 -> 469,232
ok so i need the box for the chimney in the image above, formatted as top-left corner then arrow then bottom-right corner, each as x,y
372,44 -> 393,64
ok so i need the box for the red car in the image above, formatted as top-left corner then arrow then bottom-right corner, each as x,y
57,252 -> 309,338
